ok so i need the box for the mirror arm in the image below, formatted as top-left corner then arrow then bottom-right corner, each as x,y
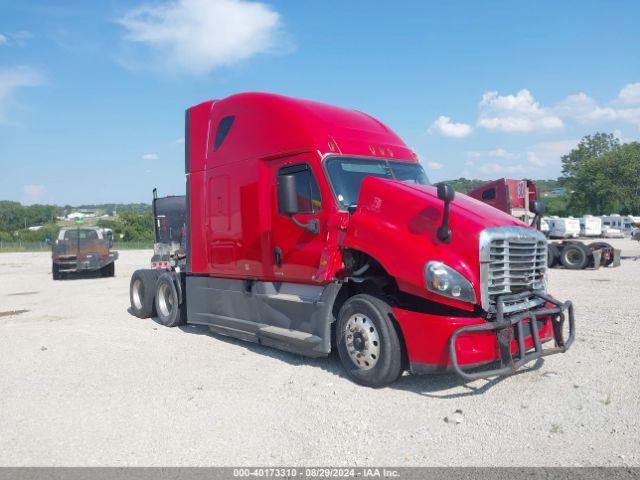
289,215 -> 319,234
530,213 -> 541,229
437,200 -> 452,243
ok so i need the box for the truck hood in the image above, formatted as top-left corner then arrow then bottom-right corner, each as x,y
343,177 -> 528,310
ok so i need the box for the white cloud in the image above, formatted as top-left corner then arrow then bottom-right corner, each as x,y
426,161 -> 444,170
118,0 -> 286,75
554,92 -> 619,123
141,153 -> 159,160
478,89 -> 564,133
22,184 -> 46,204
554,84 -> 640,130
614,82 -> 640,106
428,115 -> 473,138
488,148 -> 520,159
478,163 -> 526,175
466,139 -> 578,178
0,31 -> 32,47
612,129 -> 638,144
466,148 -> 520,160
434,82 -> 640,138
525,152 -> 544,167
9,31 -> 32,46
0,66 -> 45,123
525,139 -> 579,169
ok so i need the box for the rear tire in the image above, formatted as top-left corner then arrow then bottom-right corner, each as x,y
587,242 -> 614,267
560,243 -> 590,269
52,263 -> 62,280
547,243 -> 560,268
336,294 -> 403,388
154,273 -> 186,327
130,269 -> 160,318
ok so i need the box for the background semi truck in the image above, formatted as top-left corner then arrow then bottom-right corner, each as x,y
52,226 -> 118,280
129,93 -> 574,387
469,178 -> 620,270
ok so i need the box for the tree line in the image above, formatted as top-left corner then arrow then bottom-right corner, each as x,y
96,212 -> 154,242
0,202 -> 153,242
561,133 -> 640,215
0,202 -> 60,241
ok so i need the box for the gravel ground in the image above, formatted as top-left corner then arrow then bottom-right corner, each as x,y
1,238 -> 639,466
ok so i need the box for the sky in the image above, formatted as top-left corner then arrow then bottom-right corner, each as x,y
1,0 -> 639,205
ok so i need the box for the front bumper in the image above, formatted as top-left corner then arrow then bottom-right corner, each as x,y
392,291 -> 574,380
54,252 -> 118,272
448,291 -> 575,380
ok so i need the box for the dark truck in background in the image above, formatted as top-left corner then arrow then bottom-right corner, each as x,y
129,190 -> 186,318
51,226 -> 118,280
150,188 -> 187,271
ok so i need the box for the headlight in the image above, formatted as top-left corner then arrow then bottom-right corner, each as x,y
424,261 -> 476,304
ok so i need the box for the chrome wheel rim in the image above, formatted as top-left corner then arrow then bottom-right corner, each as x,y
132,279 -> 143,310
157,283 -> 174,318
344,313 -> 380,370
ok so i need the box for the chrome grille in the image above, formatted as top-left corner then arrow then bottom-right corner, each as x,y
480,226 -> 547,313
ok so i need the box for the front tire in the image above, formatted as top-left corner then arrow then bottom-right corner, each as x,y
52,263 -> 62,280
129,269 -> 160,318
336,294 -> 403,388
154,273 -> 186,327
101,262 -> 115,277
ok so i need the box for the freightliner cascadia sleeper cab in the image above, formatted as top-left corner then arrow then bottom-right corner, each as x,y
130,93 -> 574,387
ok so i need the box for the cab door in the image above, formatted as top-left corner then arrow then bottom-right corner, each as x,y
270,159 -> 326,283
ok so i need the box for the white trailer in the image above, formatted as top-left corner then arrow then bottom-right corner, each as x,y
579,215 -> 602,237
540,218 -> 550,236
600,214 -> 640,236
545,216 -> 580,239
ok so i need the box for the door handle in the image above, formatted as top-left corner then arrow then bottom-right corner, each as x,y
274,247 -> 282,268
288,216 -> 319,234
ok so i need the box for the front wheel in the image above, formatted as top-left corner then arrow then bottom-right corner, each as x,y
52,263 -> 62,280
101,262 -> 115,277
336,294 -> 404,388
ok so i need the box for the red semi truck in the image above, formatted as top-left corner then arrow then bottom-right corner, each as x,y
468,179 -> 538,224
129,93 -> 574,387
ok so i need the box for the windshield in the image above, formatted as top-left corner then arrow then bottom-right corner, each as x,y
63,229 -> 99,241
325,156 -> 430,209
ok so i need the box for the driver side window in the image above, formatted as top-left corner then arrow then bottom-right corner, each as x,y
277,164 -> 322,214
